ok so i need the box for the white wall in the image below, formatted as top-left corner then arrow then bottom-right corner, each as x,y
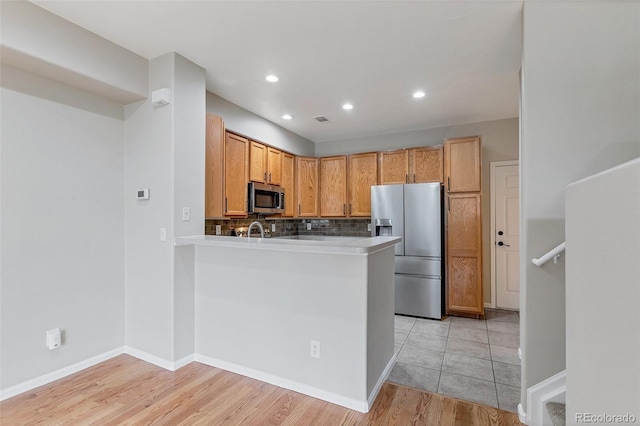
0,1 -> 147,104
172,54 -> 206,360
124,54 -> 175,362
193,244 -> 395,411
0,65 -> 125,389
206,92 -> 315,156
124,52 -> 205,364
566,158 -> 640,423
520,0 -> 640,412
317,117 -> 520,304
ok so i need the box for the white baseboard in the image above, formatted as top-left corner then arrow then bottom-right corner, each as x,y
367,353 -> 397,410
174,354 -> 195,370
123,346 -> 181,371
518,403 -> 528,424
195,354 -> 370,413
0,347 -> 125,401
526,370 -> 566,426
2,348 -> 393,413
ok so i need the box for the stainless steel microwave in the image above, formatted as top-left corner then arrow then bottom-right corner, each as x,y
248,182 -> 285,214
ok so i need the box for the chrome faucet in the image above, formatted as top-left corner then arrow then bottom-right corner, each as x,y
247,221 -> 264,240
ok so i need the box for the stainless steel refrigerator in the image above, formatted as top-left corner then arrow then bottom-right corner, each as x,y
371,183 -> 444,319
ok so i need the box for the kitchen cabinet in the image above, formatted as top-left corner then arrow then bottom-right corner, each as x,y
379,146 -> 443,185
444,136 -> 483,318
445,136 -> 481,192
296,157 -> 319,217
224,132 -> 250,216
320,156 -> 348,217
205,113 -> 225,218
348,152 -> 378,217
267,147 -> 282,185
446,193 -> 483,317
281,152 -> 295,217
249,141 -> 281,185
410,146 -> 443,183
378,150 -> 409,184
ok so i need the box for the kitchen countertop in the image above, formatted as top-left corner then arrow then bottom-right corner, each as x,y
174,235 -> 401,254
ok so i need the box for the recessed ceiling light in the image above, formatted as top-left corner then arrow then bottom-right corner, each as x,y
413,91 -> 426,98
282,114 -> 293,120
266,75 -> 279,83
342,103 -> 354,110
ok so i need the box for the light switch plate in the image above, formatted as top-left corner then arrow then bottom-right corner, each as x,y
160,227 -> 167,241
215,225 -> 221,235
272,223 -> 276,232
367,223 -> 372,232
306,223 -> 312,231
182,207 -> 191,221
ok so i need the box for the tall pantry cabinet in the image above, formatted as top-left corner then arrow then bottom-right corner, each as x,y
444,136 -> 483,318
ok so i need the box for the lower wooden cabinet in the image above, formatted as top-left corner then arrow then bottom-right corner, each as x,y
446,192 -> 483,317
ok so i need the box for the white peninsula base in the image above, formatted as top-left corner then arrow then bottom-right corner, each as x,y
176,235 -> 400,412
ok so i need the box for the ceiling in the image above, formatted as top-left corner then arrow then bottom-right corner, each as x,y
34,1 -> 523,144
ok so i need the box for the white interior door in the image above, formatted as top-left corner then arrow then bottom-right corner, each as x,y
494,164 -> 520,310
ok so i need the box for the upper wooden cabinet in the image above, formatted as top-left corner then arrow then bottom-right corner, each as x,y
205,114 -> 225,218
249,141 -> 281,185
445,136 -> 481,192
267,147 -> 282,185
410,146 -> 443,183
296,157 -> 319,217
224,132 -> 250,216
379,150 -> 409,184
348,152 -> 378,217
379,147 -> 443,185
320,156 -> 348,217
446,193 -> 483,317
281,152 -> 295,217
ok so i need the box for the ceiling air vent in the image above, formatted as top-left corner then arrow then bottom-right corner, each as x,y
313,115 -> 329,123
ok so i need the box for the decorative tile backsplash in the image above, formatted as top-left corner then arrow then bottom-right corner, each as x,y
205,217 -> 371,238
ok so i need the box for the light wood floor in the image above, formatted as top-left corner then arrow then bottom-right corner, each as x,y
1,355 -> 522,425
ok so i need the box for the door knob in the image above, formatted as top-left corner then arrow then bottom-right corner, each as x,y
498,231 -> 504,235
498,241 -> 510,247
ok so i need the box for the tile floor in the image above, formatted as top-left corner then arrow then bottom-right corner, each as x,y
387,309 -> 521,412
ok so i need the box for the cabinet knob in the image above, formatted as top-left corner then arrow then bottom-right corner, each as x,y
269,172 -> 272,182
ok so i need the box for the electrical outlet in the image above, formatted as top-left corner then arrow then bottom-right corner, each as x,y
306,223 -> 312,231
182,207 -> 191,221
367,223 -> 372,232
46,328 -> 61,350
272,223 -> 276,232
160,227 -> 167,242
215,225 -> 221,235
310,340 -> 320,358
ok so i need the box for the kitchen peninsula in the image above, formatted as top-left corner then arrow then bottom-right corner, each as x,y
174,235 -> 400,412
